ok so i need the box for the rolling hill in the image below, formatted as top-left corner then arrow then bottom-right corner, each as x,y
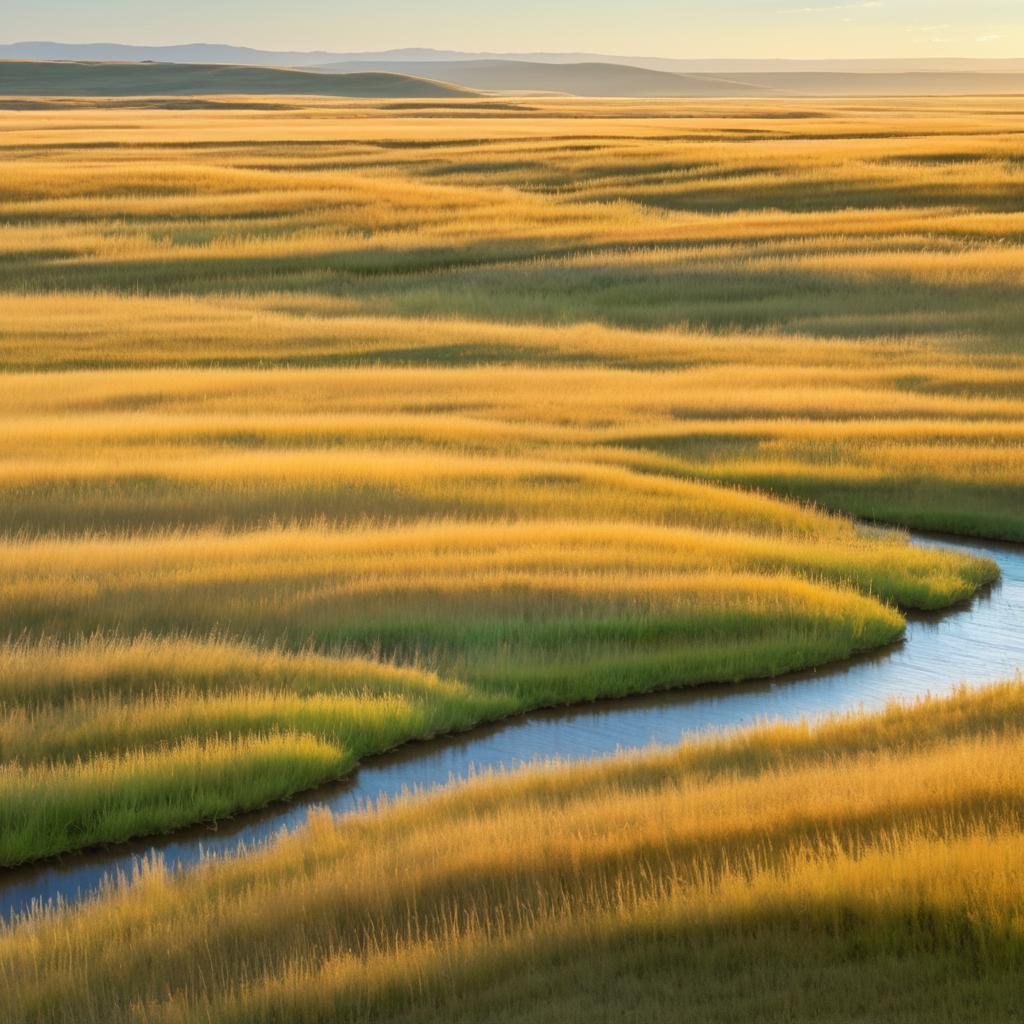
314,59 -> 779,96
314,59 -> 1024,97
0,60 -> 475,98
3,47 -> 1024,98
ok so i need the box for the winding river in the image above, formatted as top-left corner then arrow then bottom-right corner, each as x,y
2,531 -> 1022,923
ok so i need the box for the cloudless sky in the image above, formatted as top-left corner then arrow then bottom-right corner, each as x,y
3,0 -> 1022,58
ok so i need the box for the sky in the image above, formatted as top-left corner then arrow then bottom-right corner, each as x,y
2,0 -> 1022,59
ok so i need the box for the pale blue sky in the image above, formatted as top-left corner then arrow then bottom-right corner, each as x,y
3,0 -> 1022,58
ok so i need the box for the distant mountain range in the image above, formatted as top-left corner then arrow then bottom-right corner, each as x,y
316,61 -> 779,98
310,59 -> 1024,98
4,41 -> 1024,75
5,58 -> 1024,100
3,43 -> 1024,99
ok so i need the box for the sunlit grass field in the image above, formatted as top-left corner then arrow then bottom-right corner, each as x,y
0,95 -> 1021,1020
0,96 -> 1019,857
3,98 -> 1023,539
5,679 -> 1024,1023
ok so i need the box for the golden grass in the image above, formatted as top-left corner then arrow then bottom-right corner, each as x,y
0,96 -> 1015,858
0,96 -> 1020,1019
4,680 -> 1024,1023
6,514 -> 973,861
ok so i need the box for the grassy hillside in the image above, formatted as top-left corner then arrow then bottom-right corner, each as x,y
5,680 -> 1024,1023
0,98 -> 1017,863
0,60 -> 475,98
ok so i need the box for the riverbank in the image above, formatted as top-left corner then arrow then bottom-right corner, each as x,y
2,530 -> 1019,922
5,677 -> 1024,1023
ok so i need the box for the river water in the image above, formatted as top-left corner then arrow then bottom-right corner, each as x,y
2,531 -> 1021,923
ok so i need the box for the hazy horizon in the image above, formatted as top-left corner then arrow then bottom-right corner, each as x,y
2,0 -> 1023,61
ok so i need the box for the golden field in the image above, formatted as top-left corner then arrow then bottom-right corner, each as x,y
0,95 -> 1021,1020
4,680 -> 1024,1023
2,98 -> 1023,540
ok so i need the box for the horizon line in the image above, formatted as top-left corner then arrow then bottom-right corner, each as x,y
2,40 -> 1022,63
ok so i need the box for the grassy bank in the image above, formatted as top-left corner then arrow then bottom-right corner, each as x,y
0,525 -> 952,863
0,506 -> 991,859
4,680 -> 1024,1023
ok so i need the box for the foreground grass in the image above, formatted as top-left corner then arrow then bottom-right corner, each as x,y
4,680 -> 1024,1023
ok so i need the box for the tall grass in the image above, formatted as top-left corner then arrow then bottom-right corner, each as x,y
0,97 -> 1013,859
0,523 -> 934,862
4,680 -> 1024,1023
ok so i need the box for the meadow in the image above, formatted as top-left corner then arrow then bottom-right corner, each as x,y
0,94 -> 1021,1019
4,680 -> 1024,1023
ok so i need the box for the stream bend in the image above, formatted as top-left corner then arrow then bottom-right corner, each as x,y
2,531 -> 1022,923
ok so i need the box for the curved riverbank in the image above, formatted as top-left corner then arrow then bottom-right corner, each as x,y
2,531 -> 1021,924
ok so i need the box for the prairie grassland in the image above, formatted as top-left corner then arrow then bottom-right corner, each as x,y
3,99 -> 1024,535
0,98 -> 1017,860
1,350 -> 1022,535
4,681 -> 1024,1023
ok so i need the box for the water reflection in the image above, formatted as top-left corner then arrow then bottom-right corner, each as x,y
3,532 -> 1021,923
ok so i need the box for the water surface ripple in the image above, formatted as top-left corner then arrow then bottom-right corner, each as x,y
2,532 -> 1021,923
